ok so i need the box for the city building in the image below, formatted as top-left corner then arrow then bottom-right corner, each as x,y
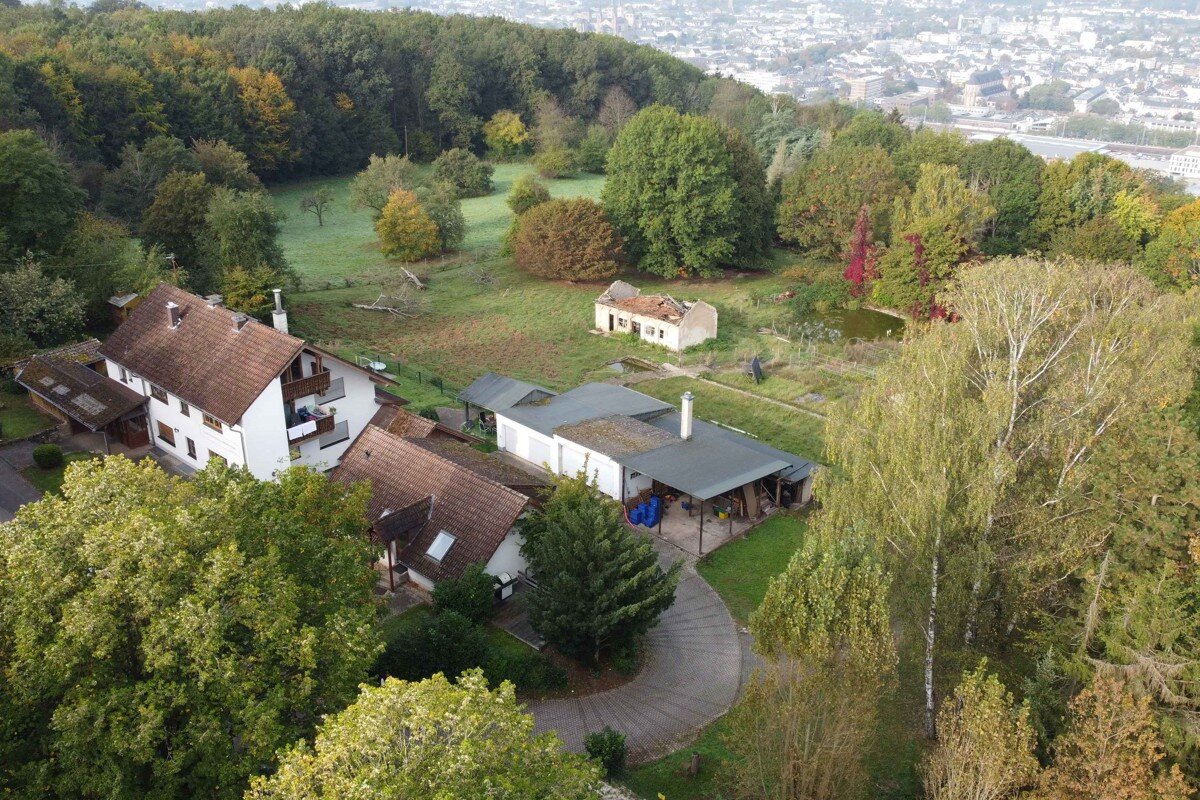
962,69 -> 1011,107
848,74 -> 886,102
1169,145 -> 1200,179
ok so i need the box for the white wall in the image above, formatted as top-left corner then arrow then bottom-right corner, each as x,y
496,415 -> 559,472
290,358 -> 378,472
106,358 -> 254,472
239,381 -> 291,479
484,529 -> 527,579
678,303 -> 719,350
556,440 -> 621,498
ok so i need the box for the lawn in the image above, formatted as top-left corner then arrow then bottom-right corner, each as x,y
21,452 -> 98,495
620,717 -> 734,800
636,376 -> 826,460
696,511 -> 807,625
0,391 -> 57,442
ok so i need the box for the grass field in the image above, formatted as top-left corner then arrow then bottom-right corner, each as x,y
696,512 -> 808,625
21,452 -> 98,494
0,391 -> 57,442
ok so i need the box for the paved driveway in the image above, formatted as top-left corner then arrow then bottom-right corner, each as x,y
0,447 -> 41,521
527,539 -> 744,763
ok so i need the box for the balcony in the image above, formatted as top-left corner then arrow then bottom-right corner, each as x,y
287,409 -> 335,444
281,369 -> 332,403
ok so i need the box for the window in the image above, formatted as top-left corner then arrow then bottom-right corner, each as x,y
179,401 -> 190,417
156,421 -> 175,447
319,420 -> 350,449
207,451 -> 227,465
658,328 -> 665,339
119,367 -> 129,383
202,413 -> 222,432
617,317 -> 627,328
186,438 -> 196,459
150,385 -> 167,403
426,530 -> 456,563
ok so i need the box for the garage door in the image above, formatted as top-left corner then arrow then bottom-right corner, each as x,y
560,445 -> 587,477
527,437 -> 552,468
500,424 -> 519,454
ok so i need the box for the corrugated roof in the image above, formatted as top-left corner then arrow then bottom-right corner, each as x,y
499,382 -> 672,437
17,356 -> 145,430
99,284 -> 303,425
331,425 -> 531,583
457,372 -> 556,411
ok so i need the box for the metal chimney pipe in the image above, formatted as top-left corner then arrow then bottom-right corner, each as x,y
681,391 -> 694,440
271,288 -> 289,334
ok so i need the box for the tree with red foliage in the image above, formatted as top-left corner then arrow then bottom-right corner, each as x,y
844,205 -> 878,297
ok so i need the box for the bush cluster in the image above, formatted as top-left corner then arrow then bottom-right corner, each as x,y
584,727 -> 627,777
32,443 -> 65,469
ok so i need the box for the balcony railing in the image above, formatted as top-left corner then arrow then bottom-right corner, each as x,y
281,369 -> 332,403
287,411 -> 335,444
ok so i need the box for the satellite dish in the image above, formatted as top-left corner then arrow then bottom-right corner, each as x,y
368,360 -> 387,371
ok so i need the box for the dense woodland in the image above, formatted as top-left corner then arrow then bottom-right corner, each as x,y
2,3 -> 1200,800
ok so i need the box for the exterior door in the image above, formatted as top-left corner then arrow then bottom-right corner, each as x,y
608,313 -> 615,331
120,414 -> 150,448
631,320 -> 641,335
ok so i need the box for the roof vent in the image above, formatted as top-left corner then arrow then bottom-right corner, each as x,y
204,294 -> 224,308
232,312 -> 250,331
166,301 -> 181,329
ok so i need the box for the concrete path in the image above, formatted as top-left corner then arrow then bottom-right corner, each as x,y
0,444 -> 41,521
528,538 -> 744,763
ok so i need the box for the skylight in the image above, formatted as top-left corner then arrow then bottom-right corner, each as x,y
426,530 -> 456,563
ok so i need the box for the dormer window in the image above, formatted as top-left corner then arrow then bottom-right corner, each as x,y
426,530 -> 456,563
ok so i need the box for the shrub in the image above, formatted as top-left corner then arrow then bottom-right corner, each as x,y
512,198 -> 623,281
432,563 -> 496,624
32,443 -> 64,469
414,183 -> 466,251
584,727 -> 627,777
576,125 -> 611,174
432,148 -> 494,198
534,146 -> 577,179
373,610 -> 488,681
507,173 -> 552,215
376,189 -> 440,261
484,648 -> 568,692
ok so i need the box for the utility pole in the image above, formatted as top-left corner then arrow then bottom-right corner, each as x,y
166,252 -> 179,283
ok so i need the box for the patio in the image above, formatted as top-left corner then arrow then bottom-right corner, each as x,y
631,495 -> 755,556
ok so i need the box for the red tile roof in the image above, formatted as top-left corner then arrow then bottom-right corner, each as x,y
99,285 -> 303,425
331,425 -> 531,583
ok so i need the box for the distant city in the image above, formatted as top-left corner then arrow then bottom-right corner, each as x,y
152,0 -> 1200,189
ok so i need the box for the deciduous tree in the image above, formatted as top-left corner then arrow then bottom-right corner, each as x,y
140,170 -> 215,289
0,458 -> 380,800
483,109 -> 530,160
0,129 -> 84,256
0,257 -> 85,347
300,186 -> 334,226
375,188 -> 439,261
1035,676 -> 1193,800
603,104 -> 768,277
245,671 -> 599,800
432,147 -> 494,198
923,664 -> 1039,800
512,198 -> 623,281
507,173 -> 552,215
350,153 -> 420,216
413,183 -> 465,252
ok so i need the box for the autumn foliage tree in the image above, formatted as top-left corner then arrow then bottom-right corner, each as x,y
1035,675 -> 1194,800
843,204 -> 878,296
512,198 -> 624,281
376,189 -> 439,261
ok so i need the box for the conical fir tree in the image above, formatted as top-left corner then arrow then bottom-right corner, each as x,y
520,470 -> 682,664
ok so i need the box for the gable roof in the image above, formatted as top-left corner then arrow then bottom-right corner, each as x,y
457,371 -> 556,412
331,425 -> 532,583
17,356 -> 145,431
408,437 -> 550,495
369,404 -> 479,444
99,284 -> 303,425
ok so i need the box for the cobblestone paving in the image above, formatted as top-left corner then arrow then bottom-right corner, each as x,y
528,539 -> 743,764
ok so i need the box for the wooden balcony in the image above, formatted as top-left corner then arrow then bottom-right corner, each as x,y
287,412 -> 335,445
281,369 -> 331,403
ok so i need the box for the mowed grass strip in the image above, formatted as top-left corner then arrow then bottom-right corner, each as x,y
697,511 -> 807,625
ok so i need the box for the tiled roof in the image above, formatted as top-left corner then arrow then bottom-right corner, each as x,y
331,425 -> 530,583
408,438 -> 550,495
17,356 -> 145,430
369,404 -> 480,444
607,294 -> 688,323
9,338 -> 102,371
99,284 -> 303,425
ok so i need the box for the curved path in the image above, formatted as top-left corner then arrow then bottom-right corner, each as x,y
528,539 -> 745,763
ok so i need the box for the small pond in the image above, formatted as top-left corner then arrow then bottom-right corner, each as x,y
607,357 -> 658,374
803,307 -> 906,342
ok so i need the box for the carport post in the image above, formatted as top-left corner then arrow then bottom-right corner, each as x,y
699,501 -> 704,555
102,428 -> 111,455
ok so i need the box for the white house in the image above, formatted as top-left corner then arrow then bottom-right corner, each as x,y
460,375 -> 817,517
594,281 -> 718,352
98,284 -> 391,479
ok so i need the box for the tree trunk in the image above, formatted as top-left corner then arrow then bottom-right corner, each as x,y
924,543 -> 940,739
